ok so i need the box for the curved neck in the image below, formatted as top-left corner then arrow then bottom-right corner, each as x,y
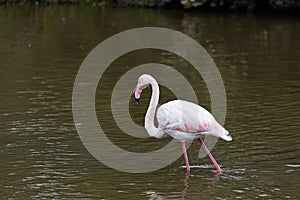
145,81 -> 160,137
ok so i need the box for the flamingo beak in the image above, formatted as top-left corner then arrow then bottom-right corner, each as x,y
134,96 -> 140,104
133,86 -> 142,104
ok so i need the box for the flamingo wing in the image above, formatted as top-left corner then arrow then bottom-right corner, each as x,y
157,100 -> 232,141
157,100 -> 213,133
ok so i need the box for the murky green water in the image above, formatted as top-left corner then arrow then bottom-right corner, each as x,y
0,6 -> 299,199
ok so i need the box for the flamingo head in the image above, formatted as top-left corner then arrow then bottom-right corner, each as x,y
133,74 -> 154,104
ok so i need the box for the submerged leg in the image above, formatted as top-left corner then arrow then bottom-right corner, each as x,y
197,138 -> 222,173
181,142 -> 190,172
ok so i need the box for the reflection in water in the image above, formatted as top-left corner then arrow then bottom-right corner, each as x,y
181,172 -> 220,199
0,6 -> 299,199
142,172 -> 221,200
181,172 -> 190,199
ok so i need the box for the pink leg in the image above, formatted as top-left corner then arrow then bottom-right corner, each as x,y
197,138 -> 222,173
181,142 -> 190,172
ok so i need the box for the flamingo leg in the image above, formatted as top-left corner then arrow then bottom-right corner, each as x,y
181,142 -> 190,172
197,138 -> 222,173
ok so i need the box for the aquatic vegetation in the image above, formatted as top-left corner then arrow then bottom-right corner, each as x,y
179,0 -> 300,10
0,0 -> 299,11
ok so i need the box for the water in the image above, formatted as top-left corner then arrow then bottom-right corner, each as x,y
0,6 -> 299,199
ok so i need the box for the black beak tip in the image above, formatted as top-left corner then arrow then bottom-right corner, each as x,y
134,97 -> 140,104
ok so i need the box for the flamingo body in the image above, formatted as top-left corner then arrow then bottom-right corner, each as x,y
157,100 -> 232,142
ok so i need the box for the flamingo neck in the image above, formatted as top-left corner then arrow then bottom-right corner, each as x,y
145,81 -> 160,138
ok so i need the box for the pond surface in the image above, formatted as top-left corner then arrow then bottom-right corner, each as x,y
0,6 -> 299,199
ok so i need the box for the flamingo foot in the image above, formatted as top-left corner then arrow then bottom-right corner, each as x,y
197,138 -> 222,173
181,142 -> 190,172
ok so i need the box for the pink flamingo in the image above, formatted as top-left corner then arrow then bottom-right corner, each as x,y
134,74 -> 232,173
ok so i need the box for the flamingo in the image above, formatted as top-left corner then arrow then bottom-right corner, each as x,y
133,74 -> 232,173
